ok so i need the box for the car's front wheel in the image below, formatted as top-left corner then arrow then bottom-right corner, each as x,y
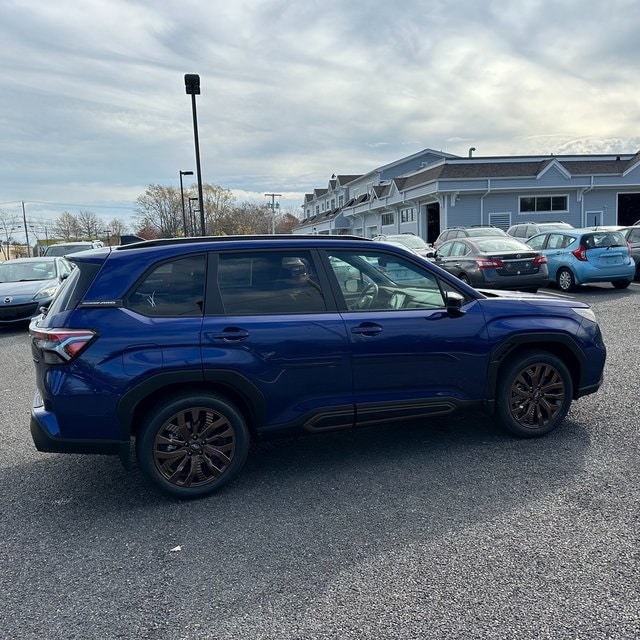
136,392 -> 250,499
496,351 -> 573,438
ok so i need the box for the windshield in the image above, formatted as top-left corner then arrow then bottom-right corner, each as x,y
0,260 -> 57,282
391,235 -> 428,249
45,244 -> 92,256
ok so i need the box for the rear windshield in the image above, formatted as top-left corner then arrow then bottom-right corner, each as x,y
466,228 -> 506,237
474,238 -> 532,252
582,232 -> 627,249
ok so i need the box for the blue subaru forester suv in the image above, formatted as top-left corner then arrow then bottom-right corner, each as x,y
29,235 -> 606,499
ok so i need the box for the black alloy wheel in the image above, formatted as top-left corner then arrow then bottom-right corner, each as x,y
136,393 -> 250,499
496,351 -> 573,438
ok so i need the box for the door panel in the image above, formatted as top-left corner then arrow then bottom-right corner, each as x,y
202,249 -> 353,431
321,248 -> 491,425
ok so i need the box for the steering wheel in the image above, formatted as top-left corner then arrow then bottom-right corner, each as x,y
354,281 -> 379,310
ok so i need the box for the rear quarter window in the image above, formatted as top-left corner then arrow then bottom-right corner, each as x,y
46,262 -> 101,314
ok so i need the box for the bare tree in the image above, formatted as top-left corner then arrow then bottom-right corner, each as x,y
54,211 -> 81,241
277,212 -> 300,234
77,210 -> 101,239
135,185 -> 182,238
0,209 -> 19,259
105,217 -> 129,244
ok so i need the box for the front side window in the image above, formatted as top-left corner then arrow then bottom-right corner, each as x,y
217,250 -> 326,315
325,249 -> 451,312
126,255 -> 206,317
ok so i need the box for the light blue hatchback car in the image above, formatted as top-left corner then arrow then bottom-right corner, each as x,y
527,228 -> 635,292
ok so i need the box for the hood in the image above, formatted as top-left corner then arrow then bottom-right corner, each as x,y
0,278 -> 58,297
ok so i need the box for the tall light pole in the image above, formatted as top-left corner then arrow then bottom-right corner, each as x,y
265,193 -> 281,234
184,74 -> 205,236
179,170 -> 194,237
188,197 -> 199,237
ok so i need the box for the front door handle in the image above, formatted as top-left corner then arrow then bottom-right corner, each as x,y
351,323 -> 383,337
206,327 -> 250,342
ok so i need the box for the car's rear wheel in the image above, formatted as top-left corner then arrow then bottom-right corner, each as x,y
136,393 -> 250,499
556,268 -> 575,292
458,273 -> 471,285
611,279 -> 631,289
496,351 -> 573,438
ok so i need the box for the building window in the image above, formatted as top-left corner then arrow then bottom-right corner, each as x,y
315,205 -> 320,214
400,207 -> 416,223
338,195 -> 344,207
520,195 -> 567,213
381,212 -> 395,226
331,198 -> 335,209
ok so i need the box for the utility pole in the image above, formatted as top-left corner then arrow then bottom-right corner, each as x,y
265,193 -> 281,234
22,201 -> 30,257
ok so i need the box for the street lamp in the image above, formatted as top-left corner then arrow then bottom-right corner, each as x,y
179,170 -> 194,237
184,74 -> 205,235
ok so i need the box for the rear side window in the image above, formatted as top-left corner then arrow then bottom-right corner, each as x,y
216,250 -> 326,315
126,255 -> 206,317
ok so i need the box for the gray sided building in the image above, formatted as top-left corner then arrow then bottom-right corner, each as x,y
294,148 -> 640,243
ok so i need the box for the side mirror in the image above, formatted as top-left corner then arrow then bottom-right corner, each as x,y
445,291 -> 465,316
345,279 -> 361,293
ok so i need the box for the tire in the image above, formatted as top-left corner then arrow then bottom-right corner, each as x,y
496,351 -> 573,438
611,279 -> 631,289
136,392 -> 250,499
556,268 -> 575,292
458,273 -> 471,285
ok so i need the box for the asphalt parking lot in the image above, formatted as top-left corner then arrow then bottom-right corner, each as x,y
2,283 -> 639,640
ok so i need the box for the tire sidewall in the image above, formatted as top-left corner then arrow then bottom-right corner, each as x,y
496,351 -> 573,438
136,393 -> 250,499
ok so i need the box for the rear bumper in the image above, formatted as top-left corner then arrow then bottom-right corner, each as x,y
30,409 -> 125,456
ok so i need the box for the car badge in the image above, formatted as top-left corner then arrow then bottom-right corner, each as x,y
4,297 -> 12,304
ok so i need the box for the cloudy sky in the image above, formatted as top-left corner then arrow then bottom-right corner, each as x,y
1,0 -> 639,236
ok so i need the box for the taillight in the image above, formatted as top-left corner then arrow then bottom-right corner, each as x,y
30,327 -> 96,363
533,255 -> 548,265
476,259 -> 503,269
572,245 -> 588,261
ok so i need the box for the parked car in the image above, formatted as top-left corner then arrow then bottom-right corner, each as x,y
373,233 -> 434,259
29,236 -> 606,499
433,226 -> 508,248
44,240 -> 104,257
527,228 -> 635,291
0,257 -> 73,325
433,236 -> 549,291
507,221 -> 573,241
620,226 -> 640,280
